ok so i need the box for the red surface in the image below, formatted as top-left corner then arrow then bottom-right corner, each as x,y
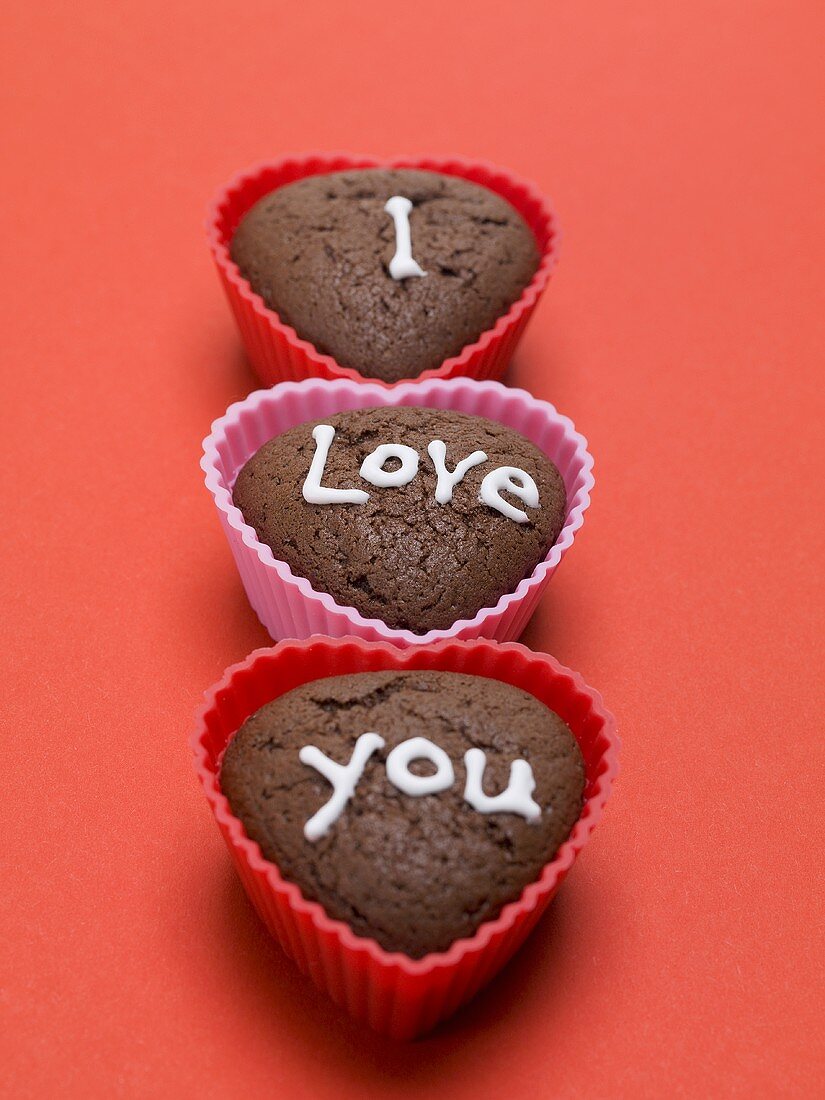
192,639 -> 618,1039
2,1 -> 823,1095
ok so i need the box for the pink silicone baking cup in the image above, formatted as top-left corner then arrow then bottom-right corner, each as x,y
207,153 -> 560,386
192,637 -> 619,1039
201,377 -> 594,647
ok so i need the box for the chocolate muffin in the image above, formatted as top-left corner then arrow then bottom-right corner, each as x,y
220,670 -> 586,958
229,169 -> 540,382
232,406 -> 567,633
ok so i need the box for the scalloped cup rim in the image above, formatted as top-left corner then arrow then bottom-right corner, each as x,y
200,378 -> 595,646
191,637 -> 619,977
206,153 -> 561,386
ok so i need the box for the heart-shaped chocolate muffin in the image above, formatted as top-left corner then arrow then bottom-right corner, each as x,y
229,169 -> 540,382
220,670 -> 586,958
232,405 -> 567,633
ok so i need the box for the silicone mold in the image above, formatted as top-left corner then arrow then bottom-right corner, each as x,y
207,154 -> 560,386
191,637 -> 619,1038
201,378 -> 594,647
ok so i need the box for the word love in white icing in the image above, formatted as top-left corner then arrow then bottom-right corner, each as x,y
299,734 -> 541,841
384,195 -> 427,280
302,425 -> 541,524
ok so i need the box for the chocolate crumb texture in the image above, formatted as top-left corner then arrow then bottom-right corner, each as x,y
232,406 -> 567,633
220,671 -> 585,958
230,169 -> 540,382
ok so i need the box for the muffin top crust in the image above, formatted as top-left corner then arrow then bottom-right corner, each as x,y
220,670 -> 586,957
230,169 -> 540,381
232,405 -> 567,633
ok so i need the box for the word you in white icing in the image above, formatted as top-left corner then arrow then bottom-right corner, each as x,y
302,424 -> 540,524
300,733 -> 541,841
384,195 -> 427,280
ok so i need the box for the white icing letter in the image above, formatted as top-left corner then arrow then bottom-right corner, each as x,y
427,440 -> 488,504
299,733 -> 385,840
386,737 -> 454,796
479,466 -> 539,523
384,195 -> 427,280
302,424 -> 370,505
463,748 -> 541,822
360,443 -> 419,488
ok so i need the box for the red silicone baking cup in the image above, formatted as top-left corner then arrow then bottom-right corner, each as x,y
201,377 -> 594,647
192,637 -> 618,1039
207,153 -> 560,386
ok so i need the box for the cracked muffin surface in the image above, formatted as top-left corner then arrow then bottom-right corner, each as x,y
220,671 -> 585,957
229,168 -> 540,381
231,406 -> 567,633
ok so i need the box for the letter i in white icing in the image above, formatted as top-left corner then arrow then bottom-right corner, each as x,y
302,424 -> 370,505
427,440 -> 488,504
479,466 -> 540,523
299,733 -> 385,841
384,195 -> 427,280
463,747 -> 541,822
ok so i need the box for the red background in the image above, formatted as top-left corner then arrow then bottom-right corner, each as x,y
2,2 -> 823,1096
